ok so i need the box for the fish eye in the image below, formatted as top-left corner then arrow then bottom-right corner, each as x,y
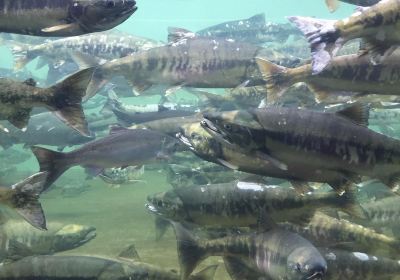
106,0 -> 115,8
223,124 -> 232,131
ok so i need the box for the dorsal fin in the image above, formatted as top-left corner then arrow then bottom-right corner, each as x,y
117,244 -> 141,261
167,27 -> 196,43
23,78 -> 36,87
336,103 -> 369,127
109,125 -> 129,135
248,13 -> 266,24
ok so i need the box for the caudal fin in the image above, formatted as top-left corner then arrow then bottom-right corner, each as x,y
287,16 -> 342,74
48,68 -> 95,136
189,265 -> 218,280
255,57 -> 292,103
325,0 -> 339,12
171,222 -> 207,280
9,172 -> 48,230
31,146 -> 70,191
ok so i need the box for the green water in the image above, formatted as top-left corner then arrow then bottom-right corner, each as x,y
0,1 -> 368,279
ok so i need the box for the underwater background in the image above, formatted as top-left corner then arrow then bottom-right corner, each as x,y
0,1 -> 384,279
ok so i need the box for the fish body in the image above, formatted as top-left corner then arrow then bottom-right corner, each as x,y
173,224 -> 327,280
195,13 -> 300,44
290,0 -> 400,73
0,255 -> 217,280
282,212 -> 400,258
99,166 -> 145,185
147,181 -> 360,228
86,37 -> 298,98
132,115 -> 202,137
3,112 -> 94,150
0,68 -> 94,136
177,122 -> 357,194
320,248 -> 400,280
0,0 -> 137,36
0,221 -> 96,261
105,94 -> 196,125
12,31 -> 162,70
202,104 -> 400,193
31,128 -> 181,190
361,196 -> 400,228
256,53 -> 400,103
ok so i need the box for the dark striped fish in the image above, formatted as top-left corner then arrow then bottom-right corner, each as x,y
146,181 -> 362,228
85,37 -> 300,99
0,0 -> 137,36
201,103 -> 400,194
255,53 -> 400,103
290,0 -> 400,73
177,121 -> 363,195
172,223 -> 327,280
282,212 -> 400,258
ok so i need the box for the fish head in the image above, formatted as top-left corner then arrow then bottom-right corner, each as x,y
71,0 -> 138,33
177,123 -> 224,160
146,191 -> 185,220
201,110 -> 263,149
287,247 -> 327,280
53,224 -> 96,251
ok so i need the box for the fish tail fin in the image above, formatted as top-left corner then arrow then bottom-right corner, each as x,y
48,68 -> 95,136
189,265 -> 218,280
255,57 -> 293,103
30,146 -> 70,191
287,16 -> 342,74
172,222 -> 207,280
84,70 -> 108,101
11,44 -> 37,71
325,0 -> 339,12
9,172 -> 48,230
338,189 -> 366,219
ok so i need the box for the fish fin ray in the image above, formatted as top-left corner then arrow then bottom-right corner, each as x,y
336,102 -> 370,127
287,16 -> 342,74
50,68 -> 95,136
117,244 -> 141,261
10,172 -> 48,230
255,57 -> 290,104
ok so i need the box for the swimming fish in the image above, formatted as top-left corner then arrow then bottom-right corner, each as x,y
324,0 -> 380,12
255,53 -> 400,103
146,181 -> 362,228
201,103 -> 400,194
0,0 -> 137,36
31,127 -> 181,190
172,223 -> 327,280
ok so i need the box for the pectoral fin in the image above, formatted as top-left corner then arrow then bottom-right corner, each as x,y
256,151 -> 288,171
41,23 -> 80,34
8,109 -> 31,129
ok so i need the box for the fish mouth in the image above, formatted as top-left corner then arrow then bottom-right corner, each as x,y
79,227 -> 97,245
176,132 -> 195,151
145,203 -> 163,216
